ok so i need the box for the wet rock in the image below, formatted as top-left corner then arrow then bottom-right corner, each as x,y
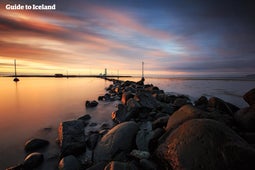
78,114 -> 91,121
112,104 -> 127,123
139,159 -> 157,170
240,132 -> 255,144
94,121 -> 139,162
58,120 -> 86,158
126,98 -> 141,119
136,129 -> 154,151
5,164 -> 24,170
173,97 -> 189,108
85,100 -> 98,108
243,88 -> 255,105
58,155 -> 81,170
86,133 -> 99,150
165,104 -> 205,131
152,115 -> 169,129
24,138 -> 49,152
23,152 -> 44,169
235,105 -> 255,132
195,96 -> 208,109
156,119 -> 255,170
86,162 -> 108,170
134,92 -> 158,110
130,149 -> 150,159
121,92 -> 134,105
208,97 -> 239,115
104,161 -> 138,170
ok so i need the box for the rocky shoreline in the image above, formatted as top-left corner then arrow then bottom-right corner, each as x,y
7,78 -> 255,170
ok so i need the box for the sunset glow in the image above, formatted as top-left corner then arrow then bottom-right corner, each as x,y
1,0 -> 254,76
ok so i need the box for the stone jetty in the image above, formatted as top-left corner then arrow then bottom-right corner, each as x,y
6,78 -> 255,170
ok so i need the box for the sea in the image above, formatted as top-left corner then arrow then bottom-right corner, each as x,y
0,77 -> 254,169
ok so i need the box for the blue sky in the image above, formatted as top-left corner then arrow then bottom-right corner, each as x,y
0,0 -> 254,76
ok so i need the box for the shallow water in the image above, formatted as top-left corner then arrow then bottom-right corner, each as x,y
0,77 -> 254,169
0,77 -> 114,169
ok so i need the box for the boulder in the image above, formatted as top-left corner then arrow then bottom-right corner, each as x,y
24,138 -> 49,152
104,161 -> 138,170
130,149 -> 150,159
152,115 -> 169,129
58,120 -> 86,158
121,92 -> 134,105
85,100 -> 98,108
58,155 -> 81,170
94,121 -> 139,162
139,159 -> 157,170
235,105 -> 255,132
165,104 -> 205,131
86,133 -> 99,150
156,119 -> 255,170
208,97 -> 239,115
134,92 -> 158,110
243,88 -> 255,105
112,104 -> 127,123
86,162 -> 108,170
23,152 -> 44,169
78,114 -> 91,121
173,97 -> 189,108
194,96 -> 208,109
5,164 -> 24,170
126,98 -> 141,118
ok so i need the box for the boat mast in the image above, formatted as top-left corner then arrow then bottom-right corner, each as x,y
142,61 -> 144,78
14,59 -> 17,77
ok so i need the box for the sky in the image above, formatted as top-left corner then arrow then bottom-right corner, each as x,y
0,0 -> 255,77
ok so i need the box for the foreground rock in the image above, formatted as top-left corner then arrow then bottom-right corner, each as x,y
94,121 -> 139,162
58,120 -> 86,158
24,138 -> 49,152
23,152 -> 44,169
85,100 -> 98,108
235,104 -> 255,132
243,88 -> 255,105
58,155 -> 81,170
156,119 -> 255,170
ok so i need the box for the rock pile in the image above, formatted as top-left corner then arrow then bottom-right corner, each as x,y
8,79 -> 255,170
56,79 -> 255,170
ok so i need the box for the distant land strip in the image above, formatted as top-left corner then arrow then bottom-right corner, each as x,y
4,75 -> 132,78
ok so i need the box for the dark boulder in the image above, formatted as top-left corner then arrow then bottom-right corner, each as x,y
134,92 -> 158,110
112,104 -> 128,123
86,162 -> 108,170
85,100 -> 98,108
104,161 -> 138,170
23,152 -> 44,169
152,115 -> 169,129
94,121 -> 139,162
78,114 -> 91,121
121,92 -> 134,105
5,164 -> 24,170
58,155 -> 81,170
156,119 -> 255,170
139,159 -> 157,170
208,97 -> 239,115
165,104 -> 205,131
173,97 -> 189,108
130,149 -> 150,159
58,120 -> 86,158
86,133 -> 99,150
235,104 -> 255,132
243,88 -> 255,106
195,96 -> 208,109
24,138 -> 49,152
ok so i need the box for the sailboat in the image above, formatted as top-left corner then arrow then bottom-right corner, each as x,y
13,59 -> 19,82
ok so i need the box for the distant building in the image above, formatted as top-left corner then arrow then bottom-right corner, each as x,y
55,73 -> 64,77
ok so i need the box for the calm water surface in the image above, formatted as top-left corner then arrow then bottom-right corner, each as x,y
0,77 -> 114,169
0,77 -> 254,169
